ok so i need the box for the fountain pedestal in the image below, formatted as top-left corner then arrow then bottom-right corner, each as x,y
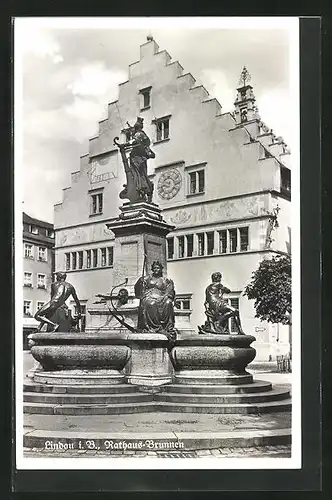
106,202 -> 174,293
170,334 -> 256,385
125,333 -> 173,387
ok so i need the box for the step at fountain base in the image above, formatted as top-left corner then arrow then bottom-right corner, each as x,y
23,379 -> 291,415
23,428 -> 291,451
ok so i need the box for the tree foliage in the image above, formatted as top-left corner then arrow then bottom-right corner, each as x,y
244,255 -> 291,325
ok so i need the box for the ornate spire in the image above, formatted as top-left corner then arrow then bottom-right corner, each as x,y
234,66 -> 260,125
238,66 -> 251,87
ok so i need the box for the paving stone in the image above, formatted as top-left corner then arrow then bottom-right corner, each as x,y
195,449 -> 210,456
211,449 -> 222,456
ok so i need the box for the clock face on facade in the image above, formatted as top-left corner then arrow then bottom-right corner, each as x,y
157,169 -> 182,200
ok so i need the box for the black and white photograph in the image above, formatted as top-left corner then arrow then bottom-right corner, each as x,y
15,16 -> 300,470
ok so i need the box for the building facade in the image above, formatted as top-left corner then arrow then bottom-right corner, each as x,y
54,39 -> 291,360
23,212 -> 55,347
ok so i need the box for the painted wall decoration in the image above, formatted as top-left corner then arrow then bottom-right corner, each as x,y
157,168 -> 182,200
170,209 -> 192,225
165,194 -> 269,228
57,223 -> 115,247
89,152 -> 118,184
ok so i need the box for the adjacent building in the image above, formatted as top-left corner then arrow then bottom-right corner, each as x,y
23,212 -> 55,347
53,39 -> 291,360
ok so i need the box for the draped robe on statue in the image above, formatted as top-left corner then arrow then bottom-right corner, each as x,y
135,275 -> 175,333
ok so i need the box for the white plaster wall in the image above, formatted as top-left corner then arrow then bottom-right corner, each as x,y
52,40 -> 291,360
54,40 -> 284,230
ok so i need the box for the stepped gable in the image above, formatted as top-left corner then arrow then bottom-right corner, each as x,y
54,41 -> 291,217
232,66 -> 291,169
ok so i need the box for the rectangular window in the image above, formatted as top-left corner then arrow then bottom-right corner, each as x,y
37,301 -> 45,311
86,250 -> 92,269
182,299 -> 191,310
186,234 -> 193,257
155,118 -> 170,142
198,233 -> 205,256
281,167 -> 291,194
91,192 -> 103,215
239,227 -> 249,251
167,238 -> 174,260
178,236 -> 185,258
230,298 -> 240,333
229,229 -> 238,253
31,226 -> 39,235
71,252 -> 77,270
107,247 -> 114,267
189,172 -> 196,195
101,248 -> 107,267
23,300 -> 32,316
47,229 -> 55,238
175,297 -> 192,310
198,170 -> 205,193
78,251 -> 84,269
140,87 -> 151,109
207,232 -> 214,255
92,249 -> 98,267
219,230 -> 227,254
24,272 -> 32,287
74,304 -> 86,332
24,243 -> 33,259
188,170 -> 205,195
38,246 -> 47,261
37,274 -> 46,289
65,253 -> 71,271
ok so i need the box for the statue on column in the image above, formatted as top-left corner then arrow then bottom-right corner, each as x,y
34,272 -> 82,332
114,117 -> 155,204
198,272 -> 245,335
134,261 -> 176,341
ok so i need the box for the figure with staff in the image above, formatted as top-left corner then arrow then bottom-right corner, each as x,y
113,117 -> 155,203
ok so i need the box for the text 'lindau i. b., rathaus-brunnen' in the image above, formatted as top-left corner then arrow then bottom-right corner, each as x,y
24,39 -> 291,453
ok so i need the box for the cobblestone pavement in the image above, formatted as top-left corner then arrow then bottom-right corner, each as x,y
24,410 -> 291,433
23,445 -> 291,458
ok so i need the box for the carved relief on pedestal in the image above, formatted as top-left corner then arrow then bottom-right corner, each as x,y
113,242 -> 139,285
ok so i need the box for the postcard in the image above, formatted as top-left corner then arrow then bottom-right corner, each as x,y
14,16 -> 301,473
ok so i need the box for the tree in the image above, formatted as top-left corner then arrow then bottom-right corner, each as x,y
244,255 -> 291,325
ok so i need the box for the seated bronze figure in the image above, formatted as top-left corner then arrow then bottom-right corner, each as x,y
34,272 -> 81,332
134,261 -> 176,341
198,272 -> 245,335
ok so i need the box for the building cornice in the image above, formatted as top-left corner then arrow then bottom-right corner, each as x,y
160,189 -> 289,213
167,213 -> 273,233
53,190 -> 289,233
168,248 -> 289,264
54,238 -> 115,250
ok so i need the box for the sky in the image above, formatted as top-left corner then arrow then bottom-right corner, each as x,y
16,18 -> 297,223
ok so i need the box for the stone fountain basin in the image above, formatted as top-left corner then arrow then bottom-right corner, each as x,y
28,332 -> 132,371
170,334 -> 256,374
